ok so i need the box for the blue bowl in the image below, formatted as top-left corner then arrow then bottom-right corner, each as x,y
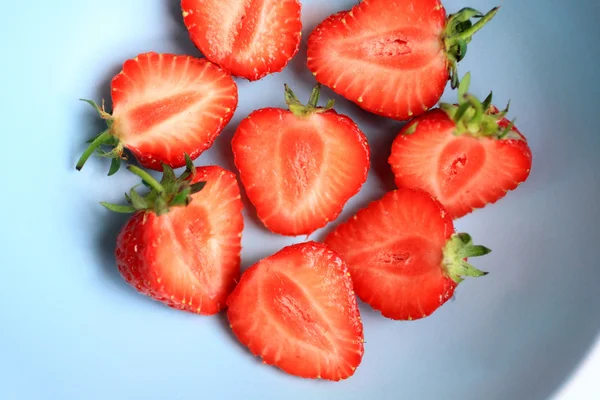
1,0 -> 599,399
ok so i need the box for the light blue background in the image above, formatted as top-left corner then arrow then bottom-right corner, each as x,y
1,1 -> 599,399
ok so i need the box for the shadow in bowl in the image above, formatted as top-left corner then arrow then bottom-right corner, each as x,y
70,63 -> 123,170
94,211 -> 132,291
164,0 -> 203,56
216,310 -> 263,364
212,118 -> 274,233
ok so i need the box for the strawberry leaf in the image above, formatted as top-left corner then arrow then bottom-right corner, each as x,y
100,202 -> 136,214
77,98 -> 124,174
285,83 -> 336,117
190,181 -> 206,194
108,157 -> 121,176
444,7 -> 499,87
102,161 -> 206,216
442,233 -> 490,284
129,189 -> 148,210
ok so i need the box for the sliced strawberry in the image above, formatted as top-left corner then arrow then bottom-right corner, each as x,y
324,188 -> 490,320
181,0 -> 302,81
307,1 -> 498,120
232,84 -> 370,236
389,74 -> 532,218
77,53 -> 238,173
112,162 -> 243,315
227,241 -> 364,380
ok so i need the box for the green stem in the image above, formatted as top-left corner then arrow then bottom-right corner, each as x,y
455,7 -> 499,42
127,165 -> 165,194
76,130 -> 112,171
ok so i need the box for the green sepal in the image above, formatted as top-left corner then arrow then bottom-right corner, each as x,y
442,232 -> 491,284
100,202 -> 136,214
128,189 -> 148,210
440,72 -> 522,140
284,83 -> 335,118
154,196 -> 168,216
77,98 -> 124,174
403,122 -> 419,135
185,154 -> 195,174
444,7 -> 499,88
190,181 -> 206,194
161,164 -> 176,185
171,188 -> 192,207
108,157 -> 121,176
101,154 -> 206,216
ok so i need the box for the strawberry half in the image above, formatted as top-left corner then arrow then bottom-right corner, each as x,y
181,0 -> 302,81
231,84 -> 370,236
76,53 -> 238,174
389,73 -> 533,219
324,188 -> 490,321
227,241 -> 364,380
106,158 -> 244,315
307,1 -> 498,120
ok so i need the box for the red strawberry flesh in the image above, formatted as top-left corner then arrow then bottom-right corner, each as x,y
182,0 -> 302,81
232,85 -> 370,236
325,189 -> 457,320
227,241 -> 364,380
389,107 -> 532,218
111,53 -> 238,170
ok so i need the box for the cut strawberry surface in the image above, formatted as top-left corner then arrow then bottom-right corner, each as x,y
389,74 -> 532,218
307,1 -> 499,120
77,53 -> 238,173
232,84 -> 370,236
182,0 -> 302,81
110,162 -> 243,315
227,242 -> 364,380
325,188 -> 490,320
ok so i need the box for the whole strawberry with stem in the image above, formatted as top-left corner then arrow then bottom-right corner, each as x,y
307,1 -> 499,120
104,156 -> 244,315
325,188 -> 490,321
389,73 -> 532,219
76,52 -> 237,175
